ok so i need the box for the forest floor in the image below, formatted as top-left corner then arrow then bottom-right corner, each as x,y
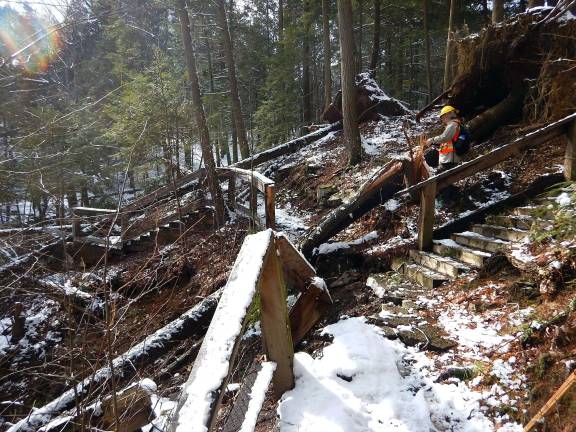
1,113 -> 575,432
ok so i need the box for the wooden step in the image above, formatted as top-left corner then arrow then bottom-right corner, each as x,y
433,239 -> 490,268
403,263 -> 449,289
513,206 -> 555,220
409,250 -> 469,278
472,224 -> 529,242
451,231 -> 509,254
489,215 -> 550,230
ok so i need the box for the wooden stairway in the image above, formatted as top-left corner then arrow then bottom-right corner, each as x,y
394,190 -> 574,289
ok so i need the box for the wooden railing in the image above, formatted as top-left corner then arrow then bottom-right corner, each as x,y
219,166 -> 275,229
170,229 -> 331,432
398,112 -> 576,251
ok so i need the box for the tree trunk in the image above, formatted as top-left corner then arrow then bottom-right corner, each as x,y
176,0 -> 225,227
216,0 -> 251,160
368,0 -> 381,72
443,0 -> 457,91
322,0 -> 332,111
356,0 -> 363,74
423,0 -> 433,103
337,0 -> 362,165
528,0 -> 545,7
492,0 -> 504,23
278,0 -> 284,40
302,0 -> 313,124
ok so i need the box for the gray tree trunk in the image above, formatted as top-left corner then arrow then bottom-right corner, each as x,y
369,0 -> 381,72
443,0 -> 457,90
423,0 -> 433,102
176,0 -> 225,227
492,0 -> 504,23
302,0 -> 313,123
216,0 -> 251,160
337,0 -> 362,165
322,0 -> 332,111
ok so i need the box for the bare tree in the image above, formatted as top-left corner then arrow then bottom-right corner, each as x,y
322,0 -> 332,111
176,0 -> 225,227
279,0 -> 284,40
302,0 -> 313,123
423,0 -> 433,102
337,0 -> 362,165
215,0 -> 251,160
443,0 -> 457,90
368,0 -> 381,72
492,0 -> 505,23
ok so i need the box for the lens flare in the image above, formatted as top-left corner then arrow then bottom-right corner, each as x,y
0,5 -> 62,73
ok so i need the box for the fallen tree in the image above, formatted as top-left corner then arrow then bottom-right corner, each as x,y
300,150 -> 428,257
7,289 -> 222,432
322,72 -> 411,123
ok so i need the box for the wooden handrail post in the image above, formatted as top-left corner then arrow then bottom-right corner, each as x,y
250,179 -> 258,226
418,181 -> 437,251
120,213 -> 129,241
565,120 -> 576,181
228,173 -> 236,209
72,214 -> 81,241
259,236 -> 295,398
265,185 -> 276,229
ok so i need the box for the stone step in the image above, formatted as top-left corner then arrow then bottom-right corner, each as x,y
403,263 -> 449,289
489,215 -> 538,231
433,239 -> 490,268
513,206 -> 555,220
472,224 -> 529,242
451,231 -> 509,254
409,250 -> 469,278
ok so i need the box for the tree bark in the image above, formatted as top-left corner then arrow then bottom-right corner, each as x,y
492,0 -> 504,23
322,0 -> 332,111
356,0 -> 364,74
216,0 -> 251,160
423,0 -> 433,102
528,0 -> 545,7
443,0 -> 457,91
302,0 -> 313,124
337,0 -> 362,165
368,0 -> 381,72
278,0 -> 284,40
176,0 -> 225,227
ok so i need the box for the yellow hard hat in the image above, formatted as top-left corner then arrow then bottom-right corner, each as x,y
440,105 -> 457,117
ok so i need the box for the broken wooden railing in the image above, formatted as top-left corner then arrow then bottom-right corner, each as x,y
170,229 -> 331,432
218,166 -> 275,229
398,112 -> 576,251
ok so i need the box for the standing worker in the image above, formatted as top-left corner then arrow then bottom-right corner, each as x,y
426,105 -> 470,173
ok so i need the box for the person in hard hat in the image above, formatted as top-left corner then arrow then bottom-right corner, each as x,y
426,105 -> 463,172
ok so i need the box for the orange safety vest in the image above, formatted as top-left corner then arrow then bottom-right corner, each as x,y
439,120 -> 461,155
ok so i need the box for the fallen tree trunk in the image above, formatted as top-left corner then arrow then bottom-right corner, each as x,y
7,289 -> 222,432
29,277 -> 104,317
233,122 -> 342,169
300,154 -> 425,257
467,91 -> 525,142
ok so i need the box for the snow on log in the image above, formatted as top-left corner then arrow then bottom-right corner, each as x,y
233,122 -> 342,169
171,229 -> 274,432
322,72 -> 411,123
300,159 -> 407,257
6,289 -> 222,432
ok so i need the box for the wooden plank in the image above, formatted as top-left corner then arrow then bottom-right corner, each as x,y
523,370 -> 576,432
418,181 -> 437,251
170,230 -> 274,432
72,217 -> 81,241
399,114 -> 576,196
289,285 -> 327,346
71,207 -> 116,216
265,185 -> 276,229
219,166 -> 274,192
259,236 -> 295,399
565,120 -> 576,181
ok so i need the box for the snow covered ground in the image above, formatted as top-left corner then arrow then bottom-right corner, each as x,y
278,317 -> 520,432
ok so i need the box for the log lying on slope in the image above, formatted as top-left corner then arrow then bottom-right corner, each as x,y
233,122 -> 342,169
6,289 -> 222,432
300,157 -> 414,257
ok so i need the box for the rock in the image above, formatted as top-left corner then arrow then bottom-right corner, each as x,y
329,270 -> 362,289
317,184 -> 336,207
